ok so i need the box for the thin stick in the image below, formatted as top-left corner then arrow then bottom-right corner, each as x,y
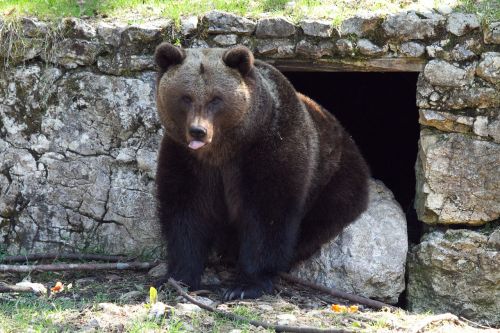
168,278 -> 353,333
0,262 -> 155,273
279,272 -> 396,311
0,253 -> 128,263
409,313 -> 461,333
0,282 -> 37,293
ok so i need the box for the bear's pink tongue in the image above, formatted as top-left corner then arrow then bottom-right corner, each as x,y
189,140 -> 206,150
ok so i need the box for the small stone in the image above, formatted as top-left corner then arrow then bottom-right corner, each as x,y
426,43 -> 444,58
484,22 -> 500,44
276,313 -> 297,325
119,290 -> 143,302
148,262 -> 167,278
400,41 -> 425,57
423,60 -> 475,87
148,302 -> 169,320
255,17 -> 296,38
436,5 -> 453,15
21,17 -> 48,38
383,11 -> 443,41
357,39 -> 386,56
447,12 -> 480,36
296,40 -> 333,59
336,39 -> 354,56
180,16 -> 198,36
258,304 -> 274,311
299,19 -> 332,37
47,39 -> 100,69
473,114 -> 500,143
97,54 -> 155,75
256,39 -> 295,58
98,302 -> 124,315
189,38 -> 210,48
97,22 -> 126,47
122,20 -> 171,49
61,17 -> 96,39
340,14 -> 380,37
176,303 -> 202,315
419,109 -> 474,134
213,34 -> 238,46
476,52 -> 500,84
203,11 -> 255,35
449,44 -> 477,61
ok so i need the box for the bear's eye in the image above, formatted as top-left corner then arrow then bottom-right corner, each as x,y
209,97 -> 222,107
181,96 -> 192,104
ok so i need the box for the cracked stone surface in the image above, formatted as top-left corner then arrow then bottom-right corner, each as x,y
407,226 -> 500,325
423,60 -> 476,88
415,130 -> 500,225
0,66 -> 162,255
292,180 -> 407,304
382,11 -> 444,41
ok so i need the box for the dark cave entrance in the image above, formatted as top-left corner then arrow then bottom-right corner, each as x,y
283,71 -> 421,244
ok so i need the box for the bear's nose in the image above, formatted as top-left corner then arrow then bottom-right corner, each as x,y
189,126 -> 207,140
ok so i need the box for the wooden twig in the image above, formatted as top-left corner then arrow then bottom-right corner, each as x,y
168,278 -> 353,333
0,282 -> 36,293
0,253 -> 128,263
0,261 -> 155,273
409,313 -> 461,333
279,272 -> 396,311
459,316 -> 494,330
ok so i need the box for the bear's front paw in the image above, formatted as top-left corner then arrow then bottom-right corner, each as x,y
223,279 -> 273,301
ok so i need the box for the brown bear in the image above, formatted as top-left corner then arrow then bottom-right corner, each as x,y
154,43 -> 370,300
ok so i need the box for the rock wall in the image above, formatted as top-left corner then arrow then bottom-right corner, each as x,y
0,10 -> 499,322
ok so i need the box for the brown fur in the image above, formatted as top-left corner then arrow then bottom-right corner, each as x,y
154,43 -> 370,300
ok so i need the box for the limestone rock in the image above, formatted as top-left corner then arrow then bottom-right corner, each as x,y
97,54 -> 154,75
203,11 -> 255,35
21,17 -> 48,38
46,39 -> 100,69
296,40 -> 333,59
335,39 -> 354,56
423,60 -> 475,87
415,130 -> 500,225
97,22 -> 127,47
299,19 -> 332,37
400,41 -> 425,57
213,34 -> 238,46
446,13 -> 480,36
357,39 -> 386,56
476,52 -> 500,84
419,109 -> 474,134
484,21 -> 500,44
61,17 -> 97,39
255,17 -> 296,38
121,20 -> 171,53
407,227 -> 500,325
180,16 -> 198,36
256,39 -> 295,58
382,11 -> 443,41
340,14 -> 380,37
0,69 -> 162,255
291,179 -> 407,304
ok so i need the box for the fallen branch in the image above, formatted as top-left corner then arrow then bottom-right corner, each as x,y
0,282 -> 36,293
409,313 -> 461,333
0,253 -> 128,263
168,278 -> 353,333
279,272 -> 396,311
0,261 -> 155,273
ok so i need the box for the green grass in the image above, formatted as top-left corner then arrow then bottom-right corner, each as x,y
0,0 -> 498,23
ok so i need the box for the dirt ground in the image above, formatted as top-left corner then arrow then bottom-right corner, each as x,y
0,268 -> 498,333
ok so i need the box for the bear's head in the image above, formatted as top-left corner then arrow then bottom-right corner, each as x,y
155,43 -> 258,162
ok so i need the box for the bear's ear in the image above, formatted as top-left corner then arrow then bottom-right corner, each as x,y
222,45 -> 254,76
155,42 -> 186,72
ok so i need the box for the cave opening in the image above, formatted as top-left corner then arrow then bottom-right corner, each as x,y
283,71 -> 421,243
